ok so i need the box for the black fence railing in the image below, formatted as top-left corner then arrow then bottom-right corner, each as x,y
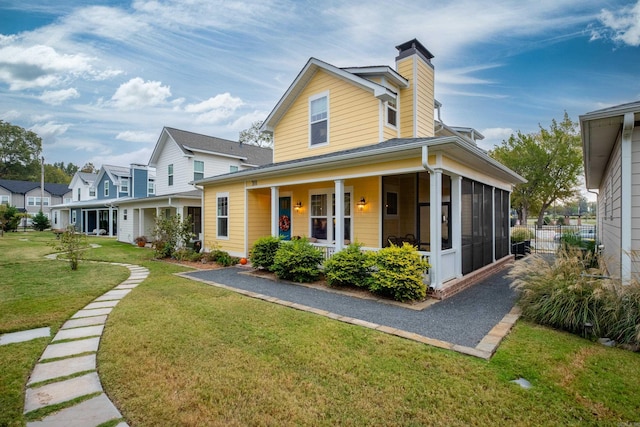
510,224 -> 596,254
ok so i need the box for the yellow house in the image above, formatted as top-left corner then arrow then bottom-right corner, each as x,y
197,39 -> 525,297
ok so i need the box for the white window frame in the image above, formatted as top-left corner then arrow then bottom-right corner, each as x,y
89,188 -> 96,197
71,210 -> 77,224
0,195 -> 9,205
230,165 -> 239,173
27,196 -> 50,206
123,208 -> 128,221
386,99 -> 397,128
104,181 -> 109,197
120,177 -> 129,195
148,179 -> 155,195
309,187 -> 352,242
216,192 -> 229,239
64,197 -> 72,204
309,91 -> 329,147
194,160 -> 204,181
168,164 -> 174,186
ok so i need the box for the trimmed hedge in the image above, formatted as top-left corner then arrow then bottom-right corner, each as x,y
249,236 -> 281,271
272,238 -> 323,283
369,242 -> 430,302
324,243 -> 371,288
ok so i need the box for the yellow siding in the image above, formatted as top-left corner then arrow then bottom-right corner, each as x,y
416,60 -> 434,137
396,55 -> 435,138
203,182 -> 246,256
274,70 -> 380,163
247,188 -> 271,247
397,57 -> 415,138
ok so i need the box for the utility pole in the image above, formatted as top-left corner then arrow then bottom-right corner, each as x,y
40,156 -> 44,213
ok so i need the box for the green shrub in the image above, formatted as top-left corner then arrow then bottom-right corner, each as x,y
250,235 -> 281,271
324,243 -> 371,288
31,211 -> 50,231
152,214 -> 193,259
603,282 -> 640,347
272,238 -> 323,282
511,227 -> 534,243
51,225 -> 88,270
369,242 -> 429,302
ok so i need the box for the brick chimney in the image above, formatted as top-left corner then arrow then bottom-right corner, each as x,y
395,39 -> 435,138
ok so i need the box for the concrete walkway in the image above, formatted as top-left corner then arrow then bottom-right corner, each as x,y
22,263 -> 149,427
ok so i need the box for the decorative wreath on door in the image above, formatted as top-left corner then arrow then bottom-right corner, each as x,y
279,215 -> 290,232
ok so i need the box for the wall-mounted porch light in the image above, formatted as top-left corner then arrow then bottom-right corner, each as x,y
294,201 -> 303,211
357,197 -> 366,210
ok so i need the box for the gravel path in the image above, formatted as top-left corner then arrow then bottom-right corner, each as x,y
184,267 -> 518,348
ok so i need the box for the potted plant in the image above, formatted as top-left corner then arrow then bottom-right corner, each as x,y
134,236 -> 148,247
511,227 -> 533,258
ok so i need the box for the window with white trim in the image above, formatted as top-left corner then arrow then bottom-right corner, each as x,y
123,209 -> 128,220
0,195 -> 8,205
120,177 -> 129,194
71,210 -> 77,224
27,197 -> 50,206
217,193 -> 229,238
148,179 -> 155,195
64,197 -> 72,204
77,188 -> 81,201
89,188 -> 96,197
104,181 -> 109,197
309,189 -> 351,242
194,160 -> 204,181
168,164 -> 174,186
386,99 -> 397,127
309,92 -> 328,146
230,165 -> 238,173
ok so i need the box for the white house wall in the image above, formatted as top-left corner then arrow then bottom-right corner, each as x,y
632,127 -> 640,278
154,138 -> 193,195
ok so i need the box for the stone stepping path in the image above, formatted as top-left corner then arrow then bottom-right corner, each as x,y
23,263 -> 149,427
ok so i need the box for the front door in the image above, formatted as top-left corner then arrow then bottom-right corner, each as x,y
279,196 -> 291,240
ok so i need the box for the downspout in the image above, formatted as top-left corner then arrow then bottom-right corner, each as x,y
422,145 -> 440,288
621,112 -> 634,284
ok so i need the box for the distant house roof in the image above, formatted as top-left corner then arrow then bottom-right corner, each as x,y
77,172 -> 98,184
94,164 -> 131,188
148,127 -> 273,167
0,179 -> 70,196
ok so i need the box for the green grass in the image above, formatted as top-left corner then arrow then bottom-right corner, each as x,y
2,231 -> 639,426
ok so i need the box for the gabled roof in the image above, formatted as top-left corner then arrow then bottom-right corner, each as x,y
261,57 -> 399,133
196,136 -> 525,187
94,164 -> 131,187
580,100 -> 640,188
69,172 -> 98,190
148,127 -> 272,167
0,179 -> 70,196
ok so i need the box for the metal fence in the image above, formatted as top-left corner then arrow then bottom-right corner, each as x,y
510,224 -> 596,254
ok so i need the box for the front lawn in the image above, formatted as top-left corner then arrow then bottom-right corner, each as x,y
1,232 -> 638,426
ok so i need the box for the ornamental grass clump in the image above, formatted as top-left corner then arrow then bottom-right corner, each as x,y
324,243 -> 371,288
369,242 -> 429,302
272,238 -> 323,282
249,236 -> 282,271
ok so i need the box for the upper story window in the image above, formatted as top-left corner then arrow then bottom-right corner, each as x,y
168,164 -> 174,186
148,179 -> 155,195
120,177 -> 129,194
77,188 -> 81,201
104,181 -> 109,197
230,165 -> 238,173
194,160 -> 204,181
386,99 -> 397,127
1,195 -> 9,205
64,197 -> 72,204
309,92 -> 329,146
89,188 -> 96,197
27,196 -> 50,206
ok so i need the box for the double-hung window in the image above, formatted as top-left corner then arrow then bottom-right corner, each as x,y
386,99 -> 397,127
310,190 -> 351,242
309,92 -> 328,146
217,193 -> 229,238
27,197 -> 50,206
104,181 -> 109,197
120,177 -> 129,194
148,179 -> 155,195
194,160 -> 204,181
89,188 -> 96,197
168,164 -> 174,186
0,195 -> 9,205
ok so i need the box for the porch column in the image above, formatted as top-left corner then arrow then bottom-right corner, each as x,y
83,210 -> 88,233
139,208 -> 144,237
108,207 -> 114,237
430,169 -> 443,288
452,176 -> 462,278
334,179 -> 344,252
271,186 -> 279,237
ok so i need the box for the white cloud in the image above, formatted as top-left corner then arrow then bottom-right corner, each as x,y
89,147 -> 154,170
479,127 -> 515,150
111,78 -> 172,110
30,121 -> 71,139
230,111 -> 269,132
39,88 -> 80,105
0,109 -> 21,121
116,130 -> 157,143
184,93 -> 244,124
595,0 -> 640,46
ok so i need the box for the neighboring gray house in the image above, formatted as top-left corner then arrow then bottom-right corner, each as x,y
580,100 -> 640,283
116,127 -> 272,244
0,179 -> 71,226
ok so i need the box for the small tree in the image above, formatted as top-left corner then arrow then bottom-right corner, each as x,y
52,225 -> 88,270
0,204 -> 20,235
152,214 -> 193,258
31,211 -> 50,231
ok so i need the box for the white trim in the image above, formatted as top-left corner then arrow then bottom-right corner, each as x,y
621,112 -> 634,283
413,56 -> 418,137
271,187 -> 279,237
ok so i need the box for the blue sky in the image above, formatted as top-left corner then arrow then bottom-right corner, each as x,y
1,0 -> 639,172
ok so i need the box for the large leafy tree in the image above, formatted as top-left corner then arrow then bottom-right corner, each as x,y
490,113 -> 583,227
0,120 -> 43,180
239,121 -> 273,148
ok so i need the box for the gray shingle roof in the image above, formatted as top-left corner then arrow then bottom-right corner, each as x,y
164,127 -> 272,166
0,179 -> 70,196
